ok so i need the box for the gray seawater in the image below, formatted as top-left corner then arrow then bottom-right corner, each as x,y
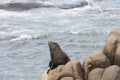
0,0 -> 120,80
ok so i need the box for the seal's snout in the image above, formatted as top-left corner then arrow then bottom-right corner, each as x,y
48,41 -> 51,45
48,41 -> 57,47
48,41 -> 56,49
48,41 -> 53,47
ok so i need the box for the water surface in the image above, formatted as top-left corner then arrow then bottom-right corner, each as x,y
0,0 -> 120,80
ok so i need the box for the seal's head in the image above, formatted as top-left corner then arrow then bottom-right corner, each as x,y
48,41 -> 61,52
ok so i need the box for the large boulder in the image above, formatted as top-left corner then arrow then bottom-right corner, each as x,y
88,65 -> 120,80
48,60 -> 83,80
87,68 -> 104,80
83,51 -> 110,79
48,65 -> 64,80
101,65 -> 120,80
103,29 -> 120,66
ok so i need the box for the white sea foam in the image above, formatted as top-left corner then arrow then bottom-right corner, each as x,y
0,10 -> 31,18
101,0 -> 120,10
0,0 -> 43,3
10,34 -> 32,41
19,78 -> 27,80
69,28 -> 110,35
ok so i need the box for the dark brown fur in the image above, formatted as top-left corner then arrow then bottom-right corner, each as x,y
47,41 -> 70,73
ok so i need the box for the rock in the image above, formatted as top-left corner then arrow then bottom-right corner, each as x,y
4,2 -> 41,11
0,2 -> 55,11
48,60 -> 83,80
87,68 -> 104,80
103,29 -> 120,66
0,4 -> 3,9
0,1 -> 88,11
48,65 -> 64,80
83,51 -> 110,79
88,65 -> 120,80
101,65 -> 120,80
58,1 -> 88,9
59,60 -> 83,80
114,42 -> 120,66
61,77 -> 74,80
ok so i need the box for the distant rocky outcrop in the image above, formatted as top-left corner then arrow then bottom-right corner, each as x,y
0,1 -> 88,11
36,29 -> 120,80
58,1 -> 88,9
0,2 -> 55,11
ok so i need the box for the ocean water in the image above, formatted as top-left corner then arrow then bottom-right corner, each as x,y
0,0 -> 120,80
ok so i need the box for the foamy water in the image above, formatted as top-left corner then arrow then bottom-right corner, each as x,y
0,0 -> 120,80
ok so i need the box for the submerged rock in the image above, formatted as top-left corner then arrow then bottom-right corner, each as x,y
0,1 -> 88,11
2,2 -> 55,11
58,1 -> 88,9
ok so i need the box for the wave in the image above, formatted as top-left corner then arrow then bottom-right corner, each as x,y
9,34 -> 49,41
10,34 -> 32,42
68,28 -> 110,35
0,1 -> 88,11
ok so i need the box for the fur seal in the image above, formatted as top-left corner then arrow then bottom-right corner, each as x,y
47,41 -> 70,73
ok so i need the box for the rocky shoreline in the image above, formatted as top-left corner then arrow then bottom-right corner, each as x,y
36,29 -> 120,80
